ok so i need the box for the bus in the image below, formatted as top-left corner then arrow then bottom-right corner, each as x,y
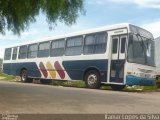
3,23 -> 156,90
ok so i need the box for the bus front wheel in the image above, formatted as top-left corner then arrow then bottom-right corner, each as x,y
84,70 -> 101,89
110,84 -> 125,91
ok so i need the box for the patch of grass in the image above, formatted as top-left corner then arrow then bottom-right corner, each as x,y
50,80 -> 65,86
143,86 -> 159,91
50,80 -> 86,88
50,80 -> 159,91
63,81 -> 86,88
100,85 -> 112,90
0,73 -> 15,80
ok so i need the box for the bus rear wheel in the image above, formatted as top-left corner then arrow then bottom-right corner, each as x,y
84,70 -> 101,89
20,69 -> 32,83
110,84 -> 125,91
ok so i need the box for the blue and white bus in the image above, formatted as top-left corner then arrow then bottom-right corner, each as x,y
3,23 -> 156,90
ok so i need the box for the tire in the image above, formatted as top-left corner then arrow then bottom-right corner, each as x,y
20,69 -> 32,83
111,84 -> 125,91
84,70 -> 101,89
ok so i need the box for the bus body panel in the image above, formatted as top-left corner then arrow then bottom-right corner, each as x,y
3,62 -> 41,78
3,58 -> 108,82
125,62 -> 155,86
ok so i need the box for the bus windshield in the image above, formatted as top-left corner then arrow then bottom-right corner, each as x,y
127,34 -> 155,66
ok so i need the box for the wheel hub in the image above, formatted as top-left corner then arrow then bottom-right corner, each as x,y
88,74 -> 97,85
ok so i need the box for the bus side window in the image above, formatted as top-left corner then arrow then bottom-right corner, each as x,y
51,39 -> 65,57
28,44 -> 38,58
84,32 -> 107,54
37,42 -> 50,58
12,47 -> 17,60
4,48 -> 12,60
65,36 -> 83,56
18,45 -> 27,59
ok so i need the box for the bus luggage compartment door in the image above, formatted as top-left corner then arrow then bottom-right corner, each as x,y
109,35 -> 127,83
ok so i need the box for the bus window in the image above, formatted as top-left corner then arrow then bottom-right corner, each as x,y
65,36 -> 83,56
51,39 -> 65,57
95,32 -> 107,53
121,37 -> 126,53
84,32 -> 107,54
112,38 -> 118,53
12,47 -> 17,60
18,45 -> 27,59
38,42 -> 50,57
28,44 -> 38,58
4,48 -> 12,60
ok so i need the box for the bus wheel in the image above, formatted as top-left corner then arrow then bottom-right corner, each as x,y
84,70 -> 101,89
110,85 -> 125,91
20,69 -> 32,83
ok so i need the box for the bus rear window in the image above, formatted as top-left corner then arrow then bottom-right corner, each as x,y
4,48 -> 12,60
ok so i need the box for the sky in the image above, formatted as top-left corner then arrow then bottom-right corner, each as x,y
0,0 -> 160,58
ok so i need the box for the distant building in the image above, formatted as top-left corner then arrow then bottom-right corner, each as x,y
155,36 -> 160,67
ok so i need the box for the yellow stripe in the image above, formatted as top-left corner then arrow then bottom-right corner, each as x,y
46,61 -> 56,79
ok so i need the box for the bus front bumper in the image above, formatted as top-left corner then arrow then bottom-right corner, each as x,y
126,75 -> 155,86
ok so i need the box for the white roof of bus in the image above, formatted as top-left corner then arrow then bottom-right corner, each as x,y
6,23 -> 132,48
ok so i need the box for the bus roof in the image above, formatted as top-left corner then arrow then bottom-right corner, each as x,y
6,23 -> 136,48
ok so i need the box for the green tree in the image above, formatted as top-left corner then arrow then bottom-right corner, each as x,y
0,0 -> 84,35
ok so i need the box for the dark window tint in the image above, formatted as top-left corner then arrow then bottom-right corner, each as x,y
12,47 -> 17,60
18,45 -> 27,59
51,39 -> 65,57
4,48 -> 12,60
38,42 -> 50,57
66,36 -> 83,56
28,44 -> 38,58
112,38 -> 118,53
121,37 -> 126,53
84,32 -> 107,54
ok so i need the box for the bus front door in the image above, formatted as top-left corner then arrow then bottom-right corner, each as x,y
109,35 -> 127,84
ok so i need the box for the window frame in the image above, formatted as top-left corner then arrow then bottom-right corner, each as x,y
27,43 -> 38,58
37,41 -> 50,58
18,45 -> 28,59
12,47 -> 18,60
50,39 -> 65,57
83,32 -> 107,55
65,36 -> 83,56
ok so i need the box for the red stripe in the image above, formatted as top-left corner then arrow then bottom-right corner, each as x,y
54,61 -> 65,79
39,62 -> 48,78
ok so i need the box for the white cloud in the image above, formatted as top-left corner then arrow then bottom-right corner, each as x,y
142,20 -> 160,38
87,0 -> 160,8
